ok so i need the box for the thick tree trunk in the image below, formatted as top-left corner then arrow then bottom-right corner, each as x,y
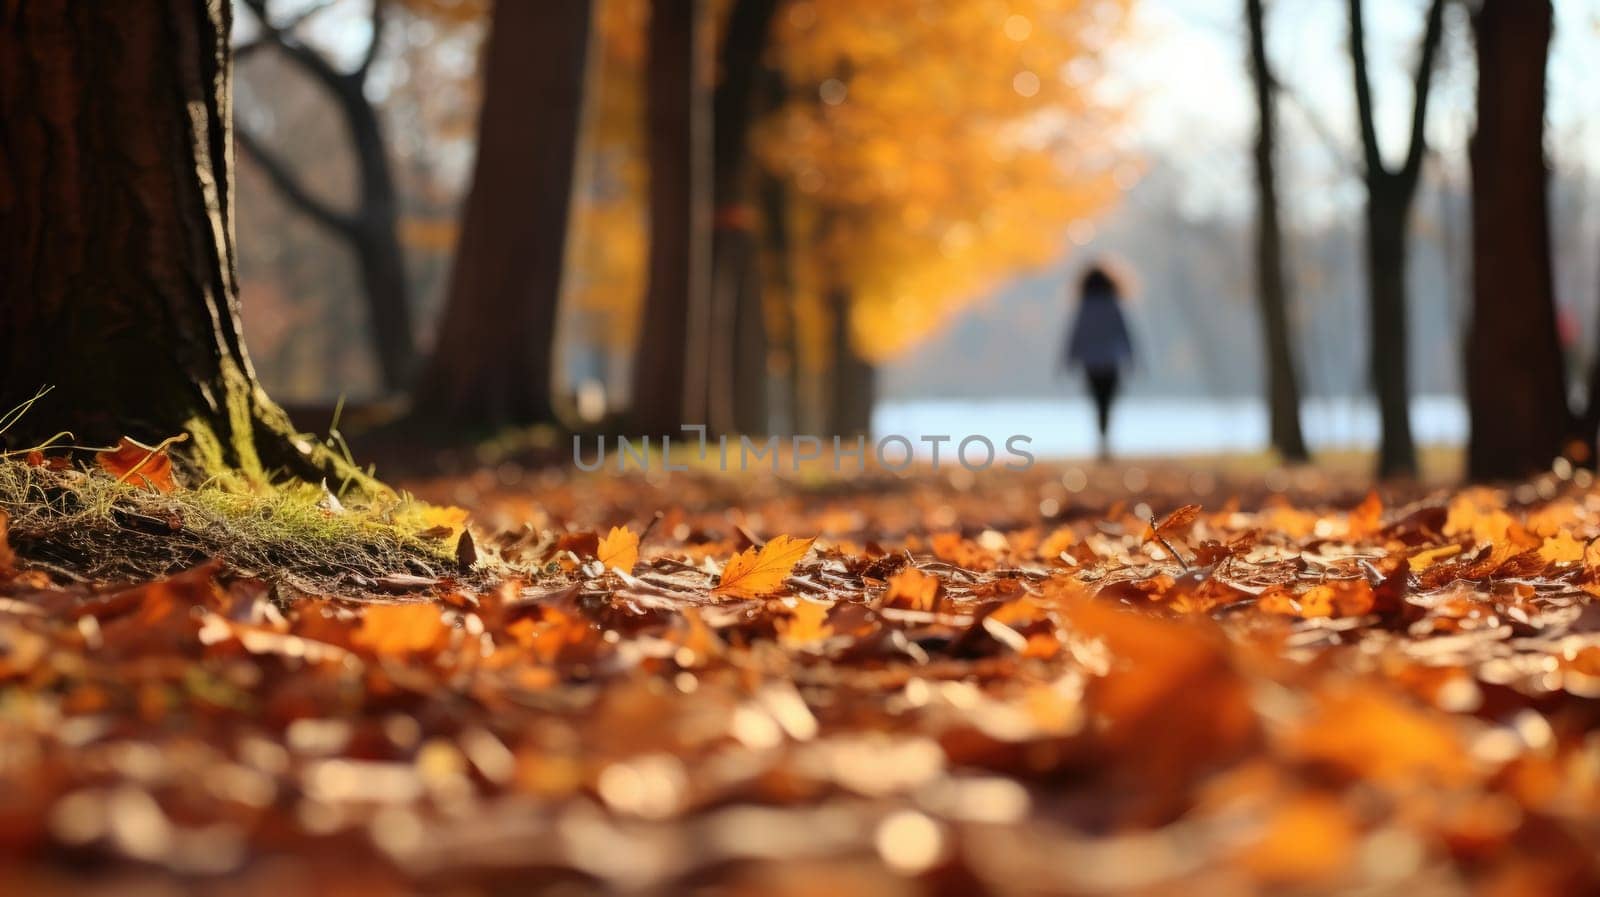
1245,0 -> 1309,463
0,0 -> 354,483
631,0 -> 710,435
410,0 -> 592,432
827,289 -> 875,437
1365,187 -> 1417,478
1467,0 -> 1567,479
706,0 -> 780,436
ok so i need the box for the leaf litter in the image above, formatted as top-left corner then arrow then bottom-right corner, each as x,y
4,457 -> 1600,893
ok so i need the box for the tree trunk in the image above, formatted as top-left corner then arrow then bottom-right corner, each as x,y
1245,0 -> 1309,463
631,0 -> 710,435
410,0 -> 592,432
1467,0 -> 1568,479
0,0 -> 356,483
761,170 -> 801,435
827,288 -> 875,437
346,94 -> 416,394
1365,186 -> 1417,478
706,0 -> 780,436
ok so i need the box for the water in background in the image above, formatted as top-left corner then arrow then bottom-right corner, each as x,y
873,396 -> 1467,459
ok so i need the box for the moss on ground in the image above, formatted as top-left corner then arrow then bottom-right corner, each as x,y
0,457 -> 465,590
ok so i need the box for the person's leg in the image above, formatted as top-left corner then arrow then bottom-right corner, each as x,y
1086,369 -> 1118,458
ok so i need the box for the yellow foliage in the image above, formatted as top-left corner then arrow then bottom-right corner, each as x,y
597,525 -> 641,573
713,534 -> 815,598
758,0 -> 1132,360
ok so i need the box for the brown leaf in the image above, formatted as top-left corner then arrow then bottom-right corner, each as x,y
1144,503 -> 1201,541
712,534 -> 815,598
96,435 -> 184,492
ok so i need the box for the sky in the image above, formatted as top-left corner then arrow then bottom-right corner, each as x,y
1111,0 -> 1600,222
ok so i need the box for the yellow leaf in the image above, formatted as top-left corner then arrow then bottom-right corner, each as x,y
712,534 -> 815,598
778,599 -> 834,645
597,525 -> 640,573
1539,531 -> 1586,565
1407,544 -> 1463,572
884,567 -> 941,611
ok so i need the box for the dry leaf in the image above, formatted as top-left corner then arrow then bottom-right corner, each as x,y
97,435 -> 184,492
712,534 -> 815,598
1144,503 -> 1201,541
884,567 -> 942,611
597,525 -> 640,574
353,603 -> 449,654
778,599 -> 834,645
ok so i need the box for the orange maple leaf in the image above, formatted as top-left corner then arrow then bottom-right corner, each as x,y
97,435 -> 186,493
712,534 -> 814,598
597,525 -> 640,573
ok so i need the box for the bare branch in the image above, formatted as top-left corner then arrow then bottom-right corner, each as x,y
1401,0 -> 1449,184
356,0 -> 387,81
1347,0 -> 1384,178
1279,83 -> 1360,177
235,124 -> 357,236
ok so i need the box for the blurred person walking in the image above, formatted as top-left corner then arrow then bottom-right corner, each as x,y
1061,265 -> 1135,460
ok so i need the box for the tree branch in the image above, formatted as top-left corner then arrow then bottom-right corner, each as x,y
356,0 -> 386,81
241,0 -> 359,93
1279,82 -> 1361,177
1400,0 -> 1448,184
235,124 -> 357,235
1347,0 -> 1384,178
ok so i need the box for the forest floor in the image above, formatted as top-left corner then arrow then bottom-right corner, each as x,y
4,451 -> 1600,895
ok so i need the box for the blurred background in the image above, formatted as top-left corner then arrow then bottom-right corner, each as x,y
229,0 -> 1600,472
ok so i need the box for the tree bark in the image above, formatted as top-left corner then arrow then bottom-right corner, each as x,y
1467,0 -> 1568,479
706,0 -> 781,436
1365,187 -> 1417,478
1347,0 -> 1445,478
0,0 -> 358,484
630,0 -> 711,435
827,288 -> 875,437
1245,0 -> 1309,462
761,170 -> 802,434
409,0 -> 592,433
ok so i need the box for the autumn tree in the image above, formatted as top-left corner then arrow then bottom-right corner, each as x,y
0,1 -> 355,483
409,0 -> 593,431
758,0 -> 1125,433
630,0 -> 712,434
235,0 -> 418,394
708,0 -> 782,436
1466,0 -> 1568,479
1346,0 -> 1446,478
1244,0 -> 1309,463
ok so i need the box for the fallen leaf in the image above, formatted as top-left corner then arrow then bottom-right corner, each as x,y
597,526 -> 640,574
1144,503 -> 1201,541
353,603 -> 450,654
884,567 -> 941,611
97,435 -> 184,492
712,534 -> 815,598
778,599 -> 834,645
